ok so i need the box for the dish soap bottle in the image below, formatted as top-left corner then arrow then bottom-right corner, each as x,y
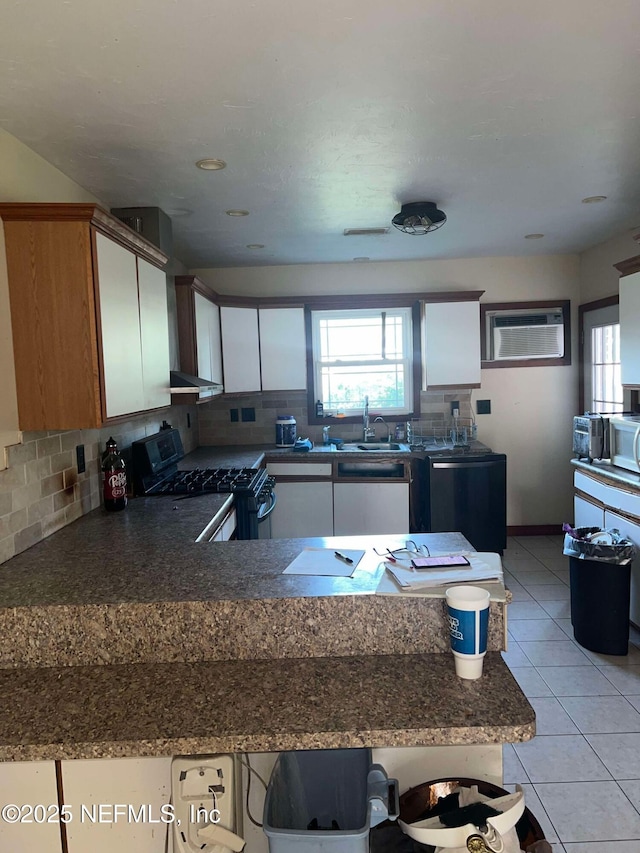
315,399 -> 324,417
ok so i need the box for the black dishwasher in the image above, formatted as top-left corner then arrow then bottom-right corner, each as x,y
421,453 -> 507,553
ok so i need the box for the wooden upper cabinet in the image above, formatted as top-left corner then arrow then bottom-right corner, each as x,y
0,203 -> 170,430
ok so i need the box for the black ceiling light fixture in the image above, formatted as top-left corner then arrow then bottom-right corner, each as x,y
391,201 -> 447,235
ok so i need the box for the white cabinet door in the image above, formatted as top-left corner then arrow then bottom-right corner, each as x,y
424,301 -> 481,388
604,509 -> 640,627
333,483 -> 410,536
259,307 -> 307,391
620,271 -> 640,387
62,757 -> 172,853
96,232 -> 145,417
137,258 -> 171,411
194,292 -> 223,387
574,494 -> 605,529
270,481 -> 334,538
220,306 -> 261,392
0,761 -> 61,852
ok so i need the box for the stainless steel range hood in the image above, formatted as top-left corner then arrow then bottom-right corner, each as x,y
169,371 -> 223,402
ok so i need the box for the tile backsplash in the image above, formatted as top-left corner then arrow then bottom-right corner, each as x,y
0,390 -> 474,567
198,390 -> 473,446
0,406 -> 198,566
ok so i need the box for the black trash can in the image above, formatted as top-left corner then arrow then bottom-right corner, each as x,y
569,556 -> 631,655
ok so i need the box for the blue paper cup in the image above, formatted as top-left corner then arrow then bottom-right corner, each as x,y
445,585 -> 491,679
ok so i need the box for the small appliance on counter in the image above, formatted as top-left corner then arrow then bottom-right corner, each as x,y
275,414 -> 297,447
609,414 -> 640,473
573,413 -> 611,462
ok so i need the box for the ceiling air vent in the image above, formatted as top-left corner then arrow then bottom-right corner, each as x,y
343,228 -> 390,236
490,311 -> 564,360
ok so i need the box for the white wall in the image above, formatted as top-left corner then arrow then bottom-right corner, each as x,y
0,129 -> 100,463
194,254 -> 581,527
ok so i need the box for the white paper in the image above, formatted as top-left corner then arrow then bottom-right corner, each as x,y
375,552 -> 504,597
282,547 -> 365,577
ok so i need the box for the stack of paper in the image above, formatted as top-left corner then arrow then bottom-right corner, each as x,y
376,552 -> 503,595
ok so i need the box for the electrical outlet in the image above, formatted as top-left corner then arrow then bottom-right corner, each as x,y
241,407 -> 256,422
450,400 -> 460,415
477,399 -> 491,415
186,413 -> 191,428
76,444 -> 86,474
230,408 -> 239,422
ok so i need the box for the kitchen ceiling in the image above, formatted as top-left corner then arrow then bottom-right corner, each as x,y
2,0 -> 640,268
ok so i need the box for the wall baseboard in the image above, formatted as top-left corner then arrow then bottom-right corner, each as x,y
507,524 -> 563,537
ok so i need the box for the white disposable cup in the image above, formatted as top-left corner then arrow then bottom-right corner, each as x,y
445,585 -> 491,680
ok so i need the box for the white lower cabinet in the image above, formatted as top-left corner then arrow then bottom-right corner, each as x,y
333,482 -> 410,536
574,494 -> 605,529
0,760 -> 62,851
604,509 -> 640,627
269,481 -> 334,538
62,757 -> 172,853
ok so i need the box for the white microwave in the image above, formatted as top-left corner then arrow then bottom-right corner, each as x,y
610,415 -> 640,473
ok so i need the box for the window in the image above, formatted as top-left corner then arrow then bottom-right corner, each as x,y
310,307 -> 414,415
591,323 -> 623,413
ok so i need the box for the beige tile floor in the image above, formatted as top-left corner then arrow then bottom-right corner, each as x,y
502,535 -> 640,851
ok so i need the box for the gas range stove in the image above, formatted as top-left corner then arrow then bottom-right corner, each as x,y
148,467 -> 267,496
131,430 -> 276,539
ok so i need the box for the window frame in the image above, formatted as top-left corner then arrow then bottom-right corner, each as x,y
305,299 -> 423,425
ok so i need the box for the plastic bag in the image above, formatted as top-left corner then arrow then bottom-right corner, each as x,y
562,525 -> 635,564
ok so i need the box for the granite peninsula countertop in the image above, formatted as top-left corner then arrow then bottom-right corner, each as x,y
0,443 -> 532,760
1,653 -> 534,761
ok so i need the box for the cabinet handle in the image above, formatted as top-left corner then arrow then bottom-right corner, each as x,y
432,461 -> 496,469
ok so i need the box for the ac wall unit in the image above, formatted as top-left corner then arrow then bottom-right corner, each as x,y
491,312 -> 564,360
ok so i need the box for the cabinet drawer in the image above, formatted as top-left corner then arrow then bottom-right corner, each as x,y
266,462 -> 332,477
574,471 -> 611,505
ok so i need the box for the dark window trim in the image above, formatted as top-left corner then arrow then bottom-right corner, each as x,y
578,295 -> 619,414
305,301 -> 422,426
480,299 -> 571,369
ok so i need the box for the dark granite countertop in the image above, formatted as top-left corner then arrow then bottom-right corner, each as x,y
0,442 -> 532,759
2,653 -> 534,760
572,457 -> 640,491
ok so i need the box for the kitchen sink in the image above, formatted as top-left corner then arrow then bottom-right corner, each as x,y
337,442 -> 409,452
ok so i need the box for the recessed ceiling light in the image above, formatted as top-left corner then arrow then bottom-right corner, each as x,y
195,158 -> 226,171
581,195 -> 607,204
524,233 -> 544,239
165,208 -> 193,217
246,244 -> 265,249
226,209 -> 249,217
353,257 -> 370,262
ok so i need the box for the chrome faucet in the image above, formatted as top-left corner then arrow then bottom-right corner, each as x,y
362,395 -> 375,442
374,416 -> 391,443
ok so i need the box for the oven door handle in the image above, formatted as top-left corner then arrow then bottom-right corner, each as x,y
257,491 -> 277,521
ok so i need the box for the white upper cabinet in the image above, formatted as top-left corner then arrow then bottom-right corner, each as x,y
95,232 -> 145,418
619,270 -> 640,387
194,291 -> 223,386
259,307 -> 307,391
423,300 -> 481,388
97,235 -> 170,418
220,306 -> 262,393
136,257 -> 171,411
